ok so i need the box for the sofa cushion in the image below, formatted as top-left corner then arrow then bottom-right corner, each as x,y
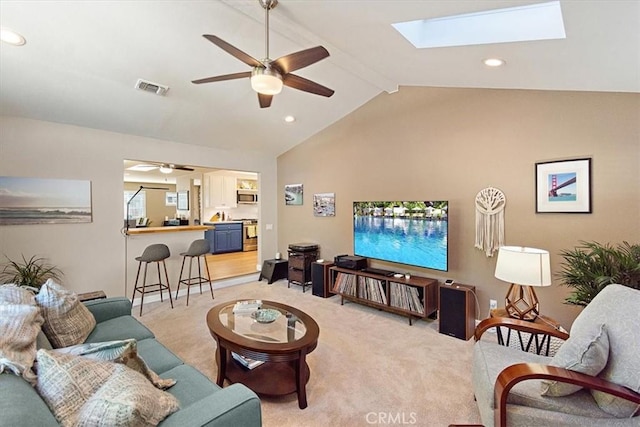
85,314 -> 155,343
160,364 -> 222,408
36,349 -> 179,426
0,284 -> 43,383
54,339 -> 175,389
473,340 -> 615,421
136,338 -> 184,374
541,323 -> 609,396
35,279 -> 96,348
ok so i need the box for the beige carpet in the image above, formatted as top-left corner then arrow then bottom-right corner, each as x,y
135,279 -> 482,427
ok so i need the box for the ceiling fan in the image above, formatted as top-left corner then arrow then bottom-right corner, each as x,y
192,0 -> 334,108
138,162 -> 194,174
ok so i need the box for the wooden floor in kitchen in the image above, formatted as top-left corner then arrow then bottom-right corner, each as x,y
206,251 -> 258,281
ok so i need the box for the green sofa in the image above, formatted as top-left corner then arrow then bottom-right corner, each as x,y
0,297 -> 261,427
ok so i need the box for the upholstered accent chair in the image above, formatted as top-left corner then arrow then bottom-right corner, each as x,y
473,284 -> 640,427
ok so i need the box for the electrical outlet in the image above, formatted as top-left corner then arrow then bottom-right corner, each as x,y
489,299 -> 498,310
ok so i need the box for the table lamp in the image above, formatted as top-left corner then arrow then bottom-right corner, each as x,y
494,246 -> 551,320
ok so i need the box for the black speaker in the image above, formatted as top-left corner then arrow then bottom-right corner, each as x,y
311,261 -> 333,298
439,284 -> 476,340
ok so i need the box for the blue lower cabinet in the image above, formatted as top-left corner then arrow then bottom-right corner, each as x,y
209,223 -> 243,254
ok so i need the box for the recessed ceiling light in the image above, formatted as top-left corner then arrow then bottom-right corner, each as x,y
484,58 -> 506,67
284,115 -> 296,123
0,27 -> 26,46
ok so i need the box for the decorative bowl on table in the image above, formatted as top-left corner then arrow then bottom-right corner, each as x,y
251,308 -> 281,324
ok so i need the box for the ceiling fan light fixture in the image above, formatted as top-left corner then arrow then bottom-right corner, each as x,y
251,67 -> 283,95
159,165 -> 173,174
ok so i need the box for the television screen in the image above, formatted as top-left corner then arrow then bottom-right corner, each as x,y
353,201 -> 448,272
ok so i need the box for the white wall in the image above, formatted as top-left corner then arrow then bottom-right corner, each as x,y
0,116 -> 278,297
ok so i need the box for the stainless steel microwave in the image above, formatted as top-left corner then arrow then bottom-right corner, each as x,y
237,190 -> 258,204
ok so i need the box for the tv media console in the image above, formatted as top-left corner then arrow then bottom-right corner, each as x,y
330,266 -> 438,325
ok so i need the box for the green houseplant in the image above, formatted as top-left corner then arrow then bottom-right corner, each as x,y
557,241 -> 640,306
0,254 -> 63,292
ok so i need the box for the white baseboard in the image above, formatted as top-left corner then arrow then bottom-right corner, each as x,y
131,273 -> 260,307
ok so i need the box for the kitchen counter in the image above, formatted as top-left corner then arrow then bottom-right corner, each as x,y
126,225 -> 212,235
203,221 -> 243,225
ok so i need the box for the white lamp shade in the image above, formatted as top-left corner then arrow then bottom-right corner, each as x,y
494,246 -> 551,287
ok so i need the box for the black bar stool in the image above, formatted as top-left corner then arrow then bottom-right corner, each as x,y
175,239 -> 214,306
131,243 -> 173,316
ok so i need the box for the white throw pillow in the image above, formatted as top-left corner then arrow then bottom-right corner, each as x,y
36,349 -> 179,427
0,285 -> 43,383
541,323 -> 609,396
35,279 -> 96,348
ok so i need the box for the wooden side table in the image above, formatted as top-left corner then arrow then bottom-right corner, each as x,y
490,308 -> 565,356
259,259 -> 289,284
78,290 -> 107,302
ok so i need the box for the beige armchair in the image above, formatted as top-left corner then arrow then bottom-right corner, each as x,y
472,284 -> 640,427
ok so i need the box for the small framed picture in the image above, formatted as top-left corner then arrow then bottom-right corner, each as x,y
165,192 -> 177,206
177,190 -> 189,210
285,184 -> 303,205
535,158 -> 592,213
313,193 -> 335,217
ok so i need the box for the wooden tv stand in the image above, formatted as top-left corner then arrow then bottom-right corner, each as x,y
329,267 -> 438,325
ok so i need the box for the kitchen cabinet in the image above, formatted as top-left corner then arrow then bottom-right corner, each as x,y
203,173 -> 237,208
205,223 -> 243,254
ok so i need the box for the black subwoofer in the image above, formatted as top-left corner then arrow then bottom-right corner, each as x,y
438,284 -> 476,340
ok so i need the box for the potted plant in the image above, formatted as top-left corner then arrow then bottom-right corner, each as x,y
557,241 -> 640,306
0,254 -> 63,292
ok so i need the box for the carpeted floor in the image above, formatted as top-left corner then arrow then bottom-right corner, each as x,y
135,279 -> 483,427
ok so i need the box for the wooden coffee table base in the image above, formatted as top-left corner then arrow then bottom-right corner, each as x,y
224,351 -> 310,401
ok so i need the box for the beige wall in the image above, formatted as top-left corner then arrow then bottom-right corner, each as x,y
277,87 -> 640,328
124,181 -> 177,227
0,117 -> 278,298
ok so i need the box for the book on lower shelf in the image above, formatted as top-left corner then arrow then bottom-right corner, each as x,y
231,352 -> 264,370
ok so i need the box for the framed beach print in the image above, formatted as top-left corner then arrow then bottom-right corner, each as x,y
535,158 -> 592,213
0,176 -> 92,225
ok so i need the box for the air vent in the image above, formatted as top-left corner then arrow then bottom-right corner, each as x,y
135,79 -> 169,96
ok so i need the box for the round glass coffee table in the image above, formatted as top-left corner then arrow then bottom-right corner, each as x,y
206,300 -> 319,409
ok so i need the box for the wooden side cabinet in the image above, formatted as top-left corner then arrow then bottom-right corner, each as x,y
287,249 -> 318,292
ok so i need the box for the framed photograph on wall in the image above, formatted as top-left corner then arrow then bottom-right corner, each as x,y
0,176 -> 92,225
177,190 -> 189,210
165,192 -> 177,206
313,193 -> 335,217
285,184 -> 303,205
535,158 -> 592,213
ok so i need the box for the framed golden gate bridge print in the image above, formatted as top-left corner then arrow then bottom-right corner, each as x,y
535,158 -> 592,213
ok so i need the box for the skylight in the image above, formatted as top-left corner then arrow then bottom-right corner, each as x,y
392,1 -> 566,49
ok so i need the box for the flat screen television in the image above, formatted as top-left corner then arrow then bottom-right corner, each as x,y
353,201 -> 448,272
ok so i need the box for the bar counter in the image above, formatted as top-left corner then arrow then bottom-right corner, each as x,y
126,225 -> 212,235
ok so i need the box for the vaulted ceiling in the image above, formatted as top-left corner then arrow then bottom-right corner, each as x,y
1,1 -> 638,156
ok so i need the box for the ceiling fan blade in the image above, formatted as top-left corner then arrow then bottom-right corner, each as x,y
271,46 -> 330,74
258,93 -> 273,109
191,72 -> 252,84
202,35 -> 262,68
283,74 -> 334,98
173,166 -> 194,171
